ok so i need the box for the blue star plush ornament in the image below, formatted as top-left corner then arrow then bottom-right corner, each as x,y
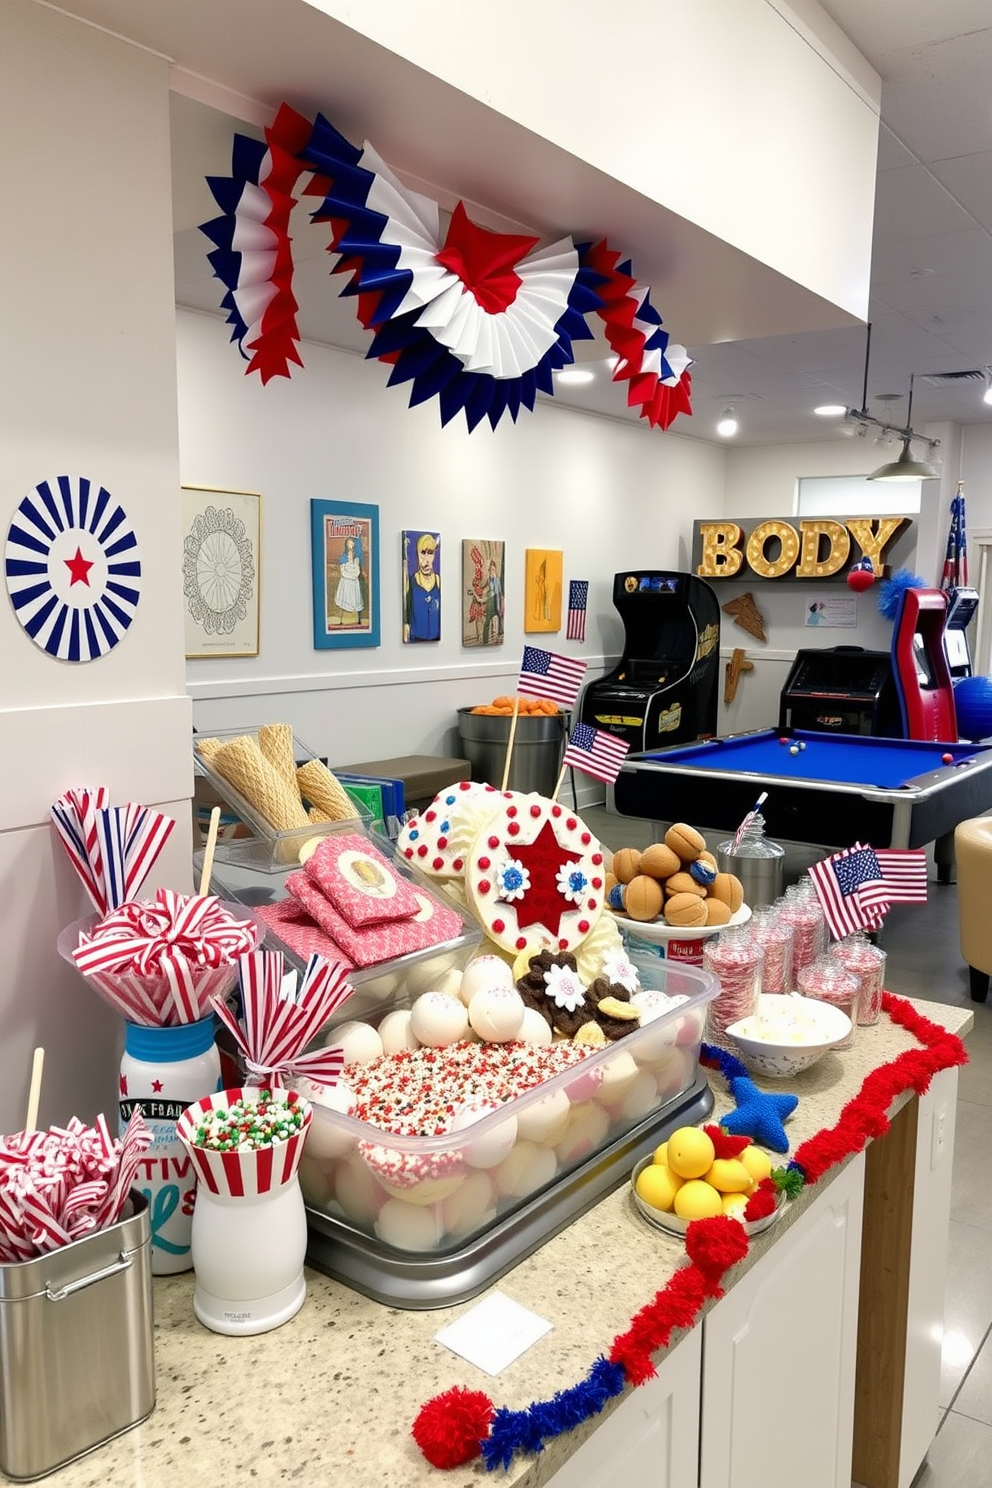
721,1076 -> 798,1153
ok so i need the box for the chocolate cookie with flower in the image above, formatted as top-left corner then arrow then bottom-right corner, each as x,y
515,946 -> 643,1044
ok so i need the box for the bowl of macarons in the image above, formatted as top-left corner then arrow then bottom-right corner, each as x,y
606,821 -> 750,945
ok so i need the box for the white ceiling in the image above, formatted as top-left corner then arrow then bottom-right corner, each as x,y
80,0 -> 992,447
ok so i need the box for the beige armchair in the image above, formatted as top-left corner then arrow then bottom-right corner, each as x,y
955,816 -> 992,1002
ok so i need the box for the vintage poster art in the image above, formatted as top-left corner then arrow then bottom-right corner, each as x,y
402,529 -> 441,643
462,538 -> 505,648
182,485 -> 260,658
524,548 -> 563,633
310,500 -> 380,649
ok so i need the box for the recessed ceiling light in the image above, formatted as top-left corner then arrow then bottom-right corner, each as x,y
813,404 -> 846,417
555,368 -> 595,385
716,406 -> 739,438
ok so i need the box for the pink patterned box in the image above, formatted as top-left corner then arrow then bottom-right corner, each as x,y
285,871 -> 463,968
303,833 -> 422,929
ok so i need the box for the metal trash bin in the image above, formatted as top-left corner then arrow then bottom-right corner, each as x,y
0,1191 -> 155,1481
457,707 -> 564,796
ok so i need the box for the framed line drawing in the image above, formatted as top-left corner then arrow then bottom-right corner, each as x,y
311,499 -> 380,649
402,529 -> 441,643
182,485 -> 260,658
462,538 -> 505,648
524,547 -> 563,632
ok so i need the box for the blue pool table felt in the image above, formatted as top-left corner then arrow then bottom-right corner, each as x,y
638,730 -> 984,791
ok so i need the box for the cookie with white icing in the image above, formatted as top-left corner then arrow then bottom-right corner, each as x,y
396,780 -> 503,878
465,797 -> 605,955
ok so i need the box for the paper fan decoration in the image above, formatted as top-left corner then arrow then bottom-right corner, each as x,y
581,240 -> 693,430
5,476 -> 141,662
200,104 -> 324,385
298,114 -> 606,430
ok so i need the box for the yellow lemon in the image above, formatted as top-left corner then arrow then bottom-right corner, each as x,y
722,1192 -> 749,1219
652,1140 -> 669,1167
635,1162 -> 683,1213
666,1126 -> 716,1180
704,1158 -> 751,1194
673,1179 -> 724,1220
740,1145 -> 773,1185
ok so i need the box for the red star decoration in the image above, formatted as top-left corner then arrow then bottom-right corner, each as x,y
435,201 -> 539,315
151,1079 -> 164,1093
503,820 -> 581,937
64,545 -> 94,586
119,1073 -> 128,1096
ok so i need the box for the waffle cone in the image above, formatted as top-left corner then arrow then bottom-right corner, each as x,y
213,737 -> 311,831
195,736 -> 224,760
258,724 -> 299,793
309,806 -> 336,823
296,759 -> 353,822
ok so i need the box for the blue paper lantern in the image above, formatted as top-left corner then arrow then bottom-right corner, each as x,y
953,675 -> 992,742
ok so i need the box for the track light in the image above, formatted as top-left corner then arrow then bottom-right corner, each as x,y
868,435 -> 940,482
716,405 -> 738,437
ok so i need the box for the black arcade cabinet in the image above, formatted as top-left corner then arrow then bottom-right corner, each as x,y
778,646 -> 903,737
580,571 -> 720,751
943,587 -> 980,679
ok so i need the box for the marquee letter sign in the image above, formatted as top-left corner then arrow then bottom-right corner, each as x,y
692,516 -> 910,581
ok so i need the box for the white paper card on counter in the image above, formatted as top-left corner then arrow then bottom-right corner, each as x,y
434,1292 -> 553,1376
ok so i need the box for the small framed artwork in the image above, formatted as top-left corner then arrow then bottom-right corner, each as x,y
402,529 -> 441,643
462,538 -> 505,648
311,500 -> 380,649
182,485 -> 261,658
524,547 -> 563,633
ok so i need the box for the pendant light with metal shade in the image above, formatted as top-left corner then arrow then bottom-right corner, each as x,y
867,372 -> 939,481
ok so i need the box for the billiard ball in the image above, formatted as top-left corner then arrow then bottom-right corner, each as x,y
789,745 -> 800,756
798,741 -> 806,750
779,737 -> 789,745
941,753 -> 953,764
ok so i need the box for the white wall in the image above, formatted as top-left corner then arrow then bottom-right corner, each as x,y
179,309 -> 727,775
0,2 -> 192,1132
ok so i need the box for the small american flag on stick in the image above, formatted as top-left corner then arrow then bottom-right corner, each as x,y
517,646 -> 587,708
562,722 -> 629,784
567,580 -> 589,641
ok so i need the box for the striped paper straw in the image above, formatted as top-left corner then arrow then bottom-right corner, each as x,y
212,951 -> 353,1087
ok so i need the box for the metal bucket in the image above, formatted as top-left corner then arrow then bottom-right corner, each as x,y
716,842 -> 785,907
0,1192 -> 155,1480
457,708 -> 564,796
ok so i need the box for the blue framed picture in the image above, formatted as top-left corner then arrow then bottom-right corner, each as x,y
310,500 -> 380,649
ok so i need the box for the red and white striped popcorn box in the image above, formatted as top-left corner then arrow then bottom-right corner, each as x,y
176,1087 -> 312,1200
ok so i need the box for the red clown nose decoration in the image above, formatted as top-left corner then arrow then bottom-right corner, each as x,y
847,557 -> 876,593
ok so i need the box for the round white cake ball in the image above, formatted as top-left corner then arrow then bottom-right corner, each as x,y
459,954 -> 515,1006
296,1076 -> 356,1160
377,1009 -> 421,1055
376,1197 -> 442,1252
441,1170 -> 497,1239
298,1154 -> 334,1209
555,1102 -> 610,1166
495,1140 -> 558,1200
335,1157 -> 383,1227
517,1007 -> 553,1046
410,992 -> 469,1047
654,1047 -> 691,1102
450,1102 -> 518,1168
324,1020 -> 383,1065
515,1086 -> 571,1145
596,1050 -> 639,1106
405,954 -> 461,995
563,1059 -> 604,1103
468,985 -> 526,1043
619,1069 -> 660,1122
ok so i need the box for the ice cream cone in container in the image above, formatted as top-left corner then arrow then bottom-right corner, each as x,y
176,1087 -> 312,1336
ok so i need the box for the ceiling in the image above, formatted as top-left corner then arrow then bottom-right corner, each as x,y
161,3 -> 992,447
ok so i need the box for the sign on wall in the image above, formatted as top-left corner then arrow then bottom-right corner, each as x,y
692,516 -> 911,580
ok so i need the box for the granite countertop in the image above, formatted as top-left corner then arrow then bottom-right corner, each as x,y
47,998 -> 973,1488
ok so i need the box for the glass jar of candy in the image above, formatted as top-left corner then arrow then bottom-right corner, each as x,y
748,904 -> 796,994
776,879 -> 828,981
796,957 -> 859,1049
832,933 -> 887,1025
703,927 -> 764,1048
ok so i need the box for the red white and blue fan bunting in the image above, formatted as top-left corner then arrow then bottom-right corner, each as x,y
5,476 -> 141,662
581,240 -> 693,430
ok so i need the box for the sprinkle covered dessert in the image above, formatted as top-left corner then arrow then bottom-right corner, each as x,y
191,1090 -> 306,1151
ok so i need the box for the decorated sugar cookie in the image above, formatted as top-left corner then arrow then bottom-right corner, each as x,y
465,797 -> 605,955
397,780 -> 504,878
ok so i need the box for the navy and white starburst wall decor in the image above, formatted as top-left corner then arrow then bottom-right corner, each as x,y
4,475 -> 142,662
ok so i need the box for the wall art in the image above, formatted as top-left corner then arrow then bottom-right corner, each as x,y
462,539 -> 505,648
311,500 -> 380,649
402,529 -> 441,643
524,548 -> 563,633
182,485 -> 260,658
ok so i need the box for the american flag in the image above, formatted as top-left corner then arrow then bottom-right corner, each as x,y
808,845 -> 890,939
567,580 -> 589,641
517,646 -> 587,708
874,848 -> 929,903
562,721 -> 629,784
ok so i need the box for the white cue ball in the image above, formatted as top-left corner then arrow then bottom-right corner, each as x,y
789,745 -> 800,756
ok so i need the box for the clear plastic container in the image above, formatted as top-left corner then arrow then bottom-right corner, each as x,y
703,926 -> 764,1047
297,959 -> 718,1255
831,933 -> 887,1026
797,956 -> 859,1049
748,904 -> 795,995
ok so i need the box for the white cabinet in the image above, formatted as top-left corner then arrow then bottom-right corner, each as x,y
545,1326 -> 701,1488
699,1153 -> 865,1488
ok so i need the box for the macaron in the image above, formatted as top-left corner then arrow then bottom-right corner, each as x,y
664,892 -> 708,928
703,897 -> 732,926
639,842 -> 681,880
623,874 -> 664,922
665,823 -> 707,861
611,847 -> 643,884
709,872 -> 744,913
664,871 -> 707,900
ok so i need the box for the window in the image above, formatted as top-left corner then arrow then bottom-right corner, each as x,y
796,475 -> 922,517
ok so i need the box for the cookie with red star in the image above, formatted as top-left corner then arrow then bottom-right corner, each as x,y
465,797 -> 605,956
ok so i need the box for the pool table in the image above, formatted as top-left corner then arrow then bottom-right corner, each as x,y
611,728 -> 992,853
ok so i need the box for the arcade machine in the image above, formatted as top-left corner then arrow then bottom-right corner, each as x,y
579,571 -> 720,751
943,587 -> 981,679
891,587 -> 959,881
778,646 -> 903,737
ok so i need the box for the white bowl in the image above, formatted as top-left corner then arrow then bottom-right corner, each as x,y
724,994 -> 852,1079
610,902 -> 751,945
